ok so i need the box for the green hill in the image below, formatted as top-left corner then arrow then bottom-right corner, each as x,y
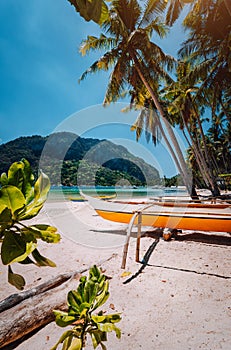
0,132 -> 160,187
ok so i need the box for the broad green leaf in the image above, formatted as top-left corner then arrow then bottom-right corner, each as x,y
54,312 -> 77,327
20,171 -> 50,220
0,186 -> 26,219
97,322 -> 121,337
90,331 -> 100,349
0,206 -> 13,228
90,329 -> 107,350
32,248 -> 56,267
92,281 -> 109,310
1,231 -> 37,265
34,170 -> 50,202
20,159 -> 34,204
68,0 -> 109,25
91,315 -> 106,323
30,224 -> 60,243
89,265 -> 101,280
53,310 -> 69,317
1,231 -> 26,265
68,290 -> 83,311
18,256 -> 35,265
19,201 -> 44,220
78,276 -> 87,298
7,161 -> 24,189
8,265 -> 25,290
67,337 -> 82,350
6,159 -> 34,202
62,336 -> 74,350
104,313 -> 121,324
90,329 -> 107,349
0,172 -> 8,186
84,279 -> 96,303
50,330 -> 75,350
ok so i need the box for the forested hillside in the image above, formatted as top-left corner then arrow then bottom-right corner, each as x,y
0,132 -> 160,187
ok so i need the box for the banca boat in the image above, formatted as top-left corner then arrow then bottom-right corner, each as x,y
83,194 -> 231,233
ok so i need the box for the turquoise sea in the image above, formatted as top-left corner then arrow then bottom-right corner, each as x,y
47,186 -> 188,202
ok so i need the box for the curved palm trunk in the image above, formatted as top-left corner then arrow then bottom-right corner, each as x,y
132,54 -> 194,197
180,111 -> 215,189
187,95 -> 220,196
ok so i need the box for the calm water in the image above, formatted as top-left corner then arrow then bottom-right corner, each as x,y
47,186 -> 188,202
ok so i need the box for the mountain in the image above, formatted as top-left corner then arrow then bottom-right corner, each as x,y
0,132 -> 160,186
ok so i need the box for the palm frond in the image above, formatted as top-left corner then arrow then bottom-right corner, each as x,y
79,47 -> 120,82
130,109 -> 146,141
141,0 -> 167,27
165,0 -> 184,26
79,34 -> 117,56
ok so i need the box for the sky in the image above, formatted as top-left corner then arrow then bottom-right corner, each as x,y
0,0 -> 188,177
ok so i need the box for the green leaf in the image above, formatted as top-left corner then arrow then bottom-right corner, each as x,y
32,248 -> 56,267
66,337 -> 82,350
54,312 -> 77,327
20,170 -> 50,220
0,172 -> 8,186
1,231 -> 36,265
0,206 -> 13,228
68,290 -> 83,312
18,256 -> 35,264
92,281 -> 109,310
89,265 -> 101,280
84,279 -> 96,303
62,336 -> 74,350
34,170 -> 50,202
50,330 -> 75,350
97,322 -> 121,337
30,224 -> 61,243
105,313 -> 121,324
6,159 -> 34,203
8,265 -> 25,290
7,161 -> 24,189
91,315 -> 106,323
20,159 -> 34,204
0,186 -> 26,219
68,0 -> 109,25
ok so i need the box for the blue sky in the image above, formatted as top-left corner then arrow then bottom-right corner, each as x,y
0,0 -> 187,177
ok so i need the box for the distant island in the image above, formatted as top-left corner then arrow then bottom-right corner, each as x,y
0,132 -> 162,187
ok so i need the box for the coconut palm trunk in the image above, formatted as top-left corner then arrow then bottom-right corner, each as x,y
131,53 -> 194,196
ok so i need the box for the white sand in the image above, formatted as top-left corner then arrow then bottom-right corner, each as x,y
0,200 -> 230,349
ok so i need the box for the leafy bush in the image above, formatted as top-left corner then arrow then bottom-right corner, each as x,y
0,159 -> 60,290
52,265 -> 121,350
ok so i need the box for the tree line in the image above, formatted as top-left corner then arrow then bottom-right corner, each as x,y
68,0 -> 231,197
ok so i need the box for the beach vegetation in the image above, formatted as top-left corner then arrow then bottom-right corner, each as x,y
71,0 -> 230,197
0,159 -> 60,290
51,265 -> 121,350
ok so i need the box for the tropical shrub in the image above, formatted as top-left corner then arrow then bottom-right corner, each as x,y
52,265 -> 121,350
0,159 -> 60,290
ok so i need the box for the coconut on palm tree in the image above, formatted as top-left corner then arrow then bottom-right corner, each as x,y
78,0 -> 195,196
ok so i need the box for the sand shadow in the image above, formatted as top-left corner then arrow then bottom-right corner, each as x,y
145,230 -> 231,246
91,227 -> 231,246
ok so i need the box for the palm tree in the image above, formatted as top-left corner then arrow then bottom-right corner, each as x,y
175,0 -> 231,194
162,61 -> 222,195
79,0 -> 194,195
179,0 -> 231,115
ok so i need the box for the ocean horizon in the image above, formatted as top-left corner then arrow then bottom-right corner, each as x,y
47,185 -> 188,202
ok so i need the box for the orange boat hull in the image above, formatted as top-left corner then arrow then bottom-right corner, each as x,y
96,209 -> 231,232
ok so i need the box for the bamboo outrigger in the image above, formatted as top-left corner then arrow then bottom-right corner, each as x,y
83,194 -> 231,233
82,193 -> 231,268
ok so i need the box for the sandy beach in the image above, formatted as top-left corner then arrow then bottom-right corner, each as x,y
0,199 -> 231,349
